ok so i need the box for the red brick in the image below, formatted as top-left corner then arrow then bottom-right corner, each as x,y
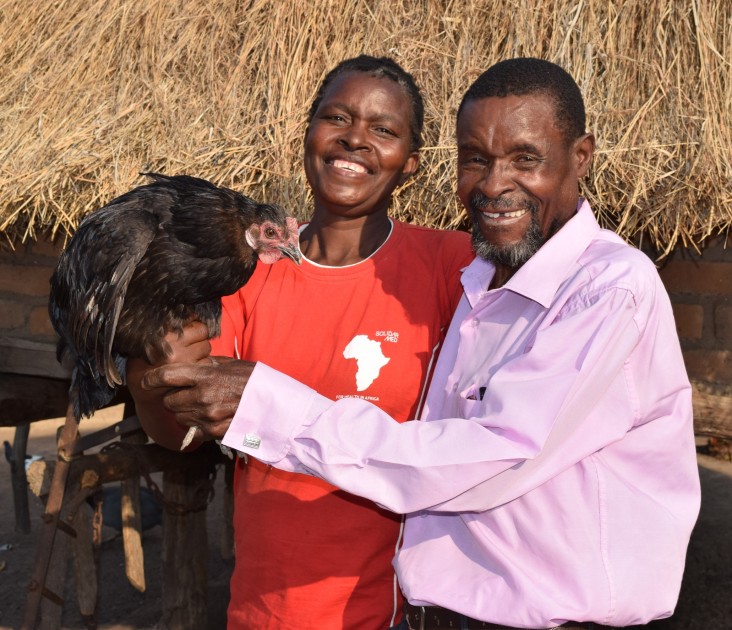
683,350 -> 732,382
31,237 -> 64,259
0,299 -> 26,329
29,306 -> 56,338
660,261 -> 732,296
0,246 -> 25,264
671,303 -> 704,340
0,263 -> 54,297
715,305 -> 732,342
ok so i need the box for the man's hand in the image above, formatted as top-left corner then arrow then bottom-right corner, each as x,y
126,320 -> 213,450
140,357 -> 255,442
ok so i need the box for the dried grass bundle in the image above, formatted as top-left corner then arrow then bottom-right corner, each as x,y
0,0 -> 729,256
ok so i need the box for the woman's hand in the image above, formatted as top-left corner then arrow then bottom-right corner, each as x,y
127,320 -> 212,390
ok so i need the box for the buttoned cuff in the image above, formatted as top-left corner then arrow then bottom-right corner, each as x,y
221,362 -> 324,463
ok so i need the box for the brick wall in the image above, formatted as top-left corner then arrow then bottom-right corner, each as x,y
659,237 -> 732,385
0,234 -> 62,343
657,236 -> 732,437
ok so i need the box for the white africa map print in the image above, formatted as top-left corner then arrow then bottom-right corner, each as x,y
343,335 -> 390,391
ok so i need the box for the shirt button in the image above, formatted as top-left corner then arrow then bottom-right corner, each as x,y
471,318 -> 479,327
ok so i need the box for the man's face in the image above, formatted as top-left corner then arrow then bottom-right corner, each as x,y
457,93 -> 594,275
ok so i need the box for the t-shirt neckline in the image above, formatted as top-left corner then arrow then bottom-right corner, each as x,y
298,219 -> 394,269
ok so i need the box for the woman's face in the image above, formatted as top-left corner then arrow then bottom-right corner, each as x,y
304,72 -> 419,220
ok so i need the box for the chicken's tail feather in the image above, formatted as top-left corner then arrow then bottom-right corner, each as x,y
68,354 -> 125,421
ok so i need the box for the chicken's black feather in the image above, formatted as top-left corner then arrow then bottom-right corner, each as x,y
49,173 -> 301,420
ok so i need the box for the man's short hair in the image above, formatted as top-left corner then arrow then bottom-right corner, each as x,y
458,58 -> 586,143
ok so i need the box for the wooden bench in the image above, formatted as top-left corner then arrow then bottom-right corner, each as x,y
1,336 -> 233,628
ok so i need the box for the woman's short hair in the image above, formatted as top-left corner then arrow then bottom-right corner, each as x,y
308,55 -> 425,152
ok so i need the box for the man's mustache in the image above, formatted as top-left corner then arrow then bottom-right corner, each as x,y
469,192 -> 533,214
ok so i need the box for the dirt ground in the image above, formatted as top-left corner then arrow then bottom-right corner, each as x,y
1,411 -> 731,630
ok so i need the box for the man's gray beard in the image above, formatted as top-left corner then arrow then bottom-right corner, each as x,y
471,210 -> 545,269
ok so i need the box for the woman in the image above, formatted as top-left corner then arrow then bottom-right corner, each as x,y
131,56 -> 473,629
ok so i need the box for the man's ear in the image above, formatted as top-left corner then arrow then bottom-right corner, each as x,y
399,152 -> 420,185
574,133 -> 595,178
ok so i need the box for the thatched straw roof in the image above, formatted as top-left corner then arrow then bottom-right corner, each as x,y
0,0 -> 730,256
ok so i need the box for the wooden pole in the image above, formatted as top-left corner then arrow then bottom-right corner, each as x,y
159,466 -> 210,630
21,402 -> 79,630
120,429 -> 148,592
9,422 -> 31,533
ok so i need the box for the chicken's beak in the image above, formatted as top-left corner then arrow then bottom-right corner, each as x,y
278,242 -> 302,265
279,216 -> 302,265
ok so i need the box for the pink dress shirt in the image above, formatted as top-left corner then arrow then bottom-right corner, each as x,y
223,200 -> 700,628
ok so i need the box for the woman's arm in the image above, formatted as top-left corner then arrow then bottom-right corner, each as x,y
126,321 -> 211,451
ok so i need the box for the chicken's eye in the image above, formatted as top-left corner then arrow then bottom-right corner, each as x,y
264,227 -> 277,238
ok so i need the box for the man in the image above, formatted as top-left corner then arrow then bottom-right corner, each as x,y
141,58 -> 700,629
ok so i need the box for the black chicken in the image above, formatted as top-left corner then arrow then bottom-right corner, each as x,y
49,173 -> 301,420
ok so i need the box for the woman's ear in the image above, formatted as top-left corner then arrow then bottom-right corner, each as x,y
399,151 -> 420,185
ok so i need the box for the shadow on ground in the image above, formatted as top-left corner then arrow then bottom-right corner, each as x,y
639,455 -> 732,630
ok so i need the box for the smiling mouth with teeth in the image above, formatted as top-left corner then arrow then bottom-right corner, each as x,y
482,209 -> 529,219
331,159 -> 368,174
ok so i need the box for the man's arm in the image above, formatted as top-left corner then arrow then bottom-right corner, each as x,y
145,286 -> 649,512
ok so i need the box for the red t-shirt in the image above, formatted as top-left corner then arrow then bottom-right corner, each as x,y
211,220 -> 473,629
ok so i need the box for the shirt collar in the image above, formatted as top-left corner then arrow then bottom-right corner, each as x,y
461,199 -> 600,308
